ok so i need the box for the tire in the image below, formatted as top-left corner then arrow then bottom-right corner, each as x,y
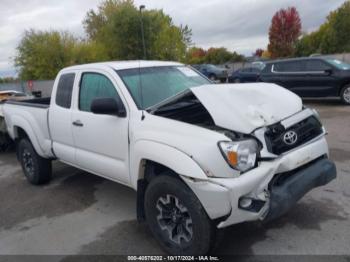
18,138 -> 52,185
144,174 -> 215,255
234,78 -> 241,83
340,85 -> 350,105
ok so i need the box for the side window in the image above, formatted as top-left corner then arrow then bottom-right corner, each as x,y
273,63 -> 284,72
56,73 -> 75,108
79,73 -> 121,112
305,60 -> 330,72
274,61 -> 304,72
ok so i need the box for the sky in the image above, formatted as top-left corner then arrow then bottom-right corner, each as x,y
0,0 -> 346,77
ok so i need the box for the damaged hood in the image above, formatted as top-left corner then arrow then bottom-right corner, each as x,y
191,83 -> 302,134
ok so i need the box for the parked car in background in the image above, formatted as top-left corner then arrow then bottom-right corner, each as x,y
259,57 -> 350,105
228,67 -> 261,83
192,64 -> 228,82
251,61 -> 266,70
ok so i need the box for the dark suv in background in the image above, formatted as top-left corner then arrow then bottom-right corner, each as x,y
259,57 -> 350,104
192,64 -> 228,82
228,67 -> 261,83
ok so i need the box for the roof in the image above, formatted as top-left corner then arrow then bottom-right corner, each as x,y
62,60 -> 183,71
265,56 -> 329,64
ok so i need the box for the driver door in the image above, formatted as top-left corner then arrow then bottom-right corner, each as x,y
71,71 -> 130,185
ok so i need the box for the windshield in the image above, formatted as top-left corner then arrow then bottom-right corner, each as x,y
326,59 -> 350,70
117,66 -> 211,109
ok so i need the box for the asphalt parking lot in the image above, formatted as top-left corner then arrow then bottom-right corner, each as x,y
0,99 -> 349,256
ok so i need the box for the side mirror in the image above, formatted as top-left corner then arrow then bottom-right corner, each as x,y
91,97 -> 126,117
324,68 -> 333,75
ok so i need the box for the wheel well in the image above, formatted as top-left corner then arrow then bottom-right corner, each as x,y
14,126 -> 29,141
340,82 -> 350,96
136,160 -> 181,222
14,127 -> 29,159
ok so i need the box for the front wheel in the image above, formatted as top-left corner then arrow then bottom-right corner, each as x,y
18,138 -> 52,185
144,174 -> 215,255
340,85 -> 350,105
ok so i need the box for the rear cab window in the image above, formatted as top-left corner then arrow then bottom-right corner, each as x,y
55,73 -> 75,108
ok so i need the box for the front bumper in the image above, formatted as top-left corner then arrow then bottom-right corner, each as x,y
183,136 -> 336,228
264,158 -> 336,221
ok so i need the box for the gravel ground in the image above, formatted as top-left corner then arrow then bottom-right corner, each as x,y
0,98 -> 349,259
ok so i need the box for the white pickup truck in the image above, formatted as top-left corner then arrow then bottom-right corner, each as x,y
3,61 -> 336,255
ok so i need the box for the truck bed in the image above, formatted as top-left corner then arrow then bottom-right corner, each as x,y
5,97 -> 51,108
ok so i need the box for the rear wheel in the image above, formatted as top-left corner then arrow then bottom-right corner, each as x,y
18,138 -> 52,185
144,174 -> 215,255
340,85 -> 350,105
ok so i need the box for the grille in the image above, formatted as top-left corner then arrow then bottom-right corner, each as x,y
264,116 -> 323,155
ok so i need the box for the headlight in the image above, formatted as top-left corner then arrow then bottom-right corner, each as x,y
218,139 -> 258,173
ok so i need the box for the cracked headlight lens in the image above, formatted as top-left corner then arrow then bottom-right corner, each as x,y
218,139 -> 258,172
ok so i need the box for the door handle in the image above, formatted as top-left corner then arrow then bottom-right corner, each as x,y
72,120 -> 84,127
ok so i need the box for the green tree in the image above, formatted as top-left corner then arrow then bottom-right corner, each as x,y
185,47 -> 206,64
295,28 -> 325,56
205,48 -> 232,64
15,0 -> 192,80
15,30 -> 76,80
83,0 -> 191,61
230,51 -> 245,62
185,47 -> 244,65
204,47 -> 244,64
296,1 -> 350,56
14,30 -> 108,80
320,1 -> 350,53
71,41 -> 109,65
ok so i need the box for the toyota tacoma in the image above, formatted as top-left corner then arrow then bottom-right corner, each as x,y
3,61 -> 336,255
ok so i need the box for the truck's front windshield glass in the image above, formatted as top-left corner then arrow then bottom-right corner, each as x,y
116,66 -> 211,109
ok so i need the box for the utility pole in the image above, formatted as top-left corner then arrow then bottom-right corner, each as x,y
139,5 -> 146,60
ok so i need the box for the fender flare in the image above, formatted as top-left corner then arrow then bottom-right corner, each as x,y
132,139 -> 232,221
130,139 -> 208,189
11,115 -> 45,157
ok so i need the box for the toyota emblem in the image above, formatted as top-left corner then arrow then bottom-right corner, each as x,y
283,130 -> 298,145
